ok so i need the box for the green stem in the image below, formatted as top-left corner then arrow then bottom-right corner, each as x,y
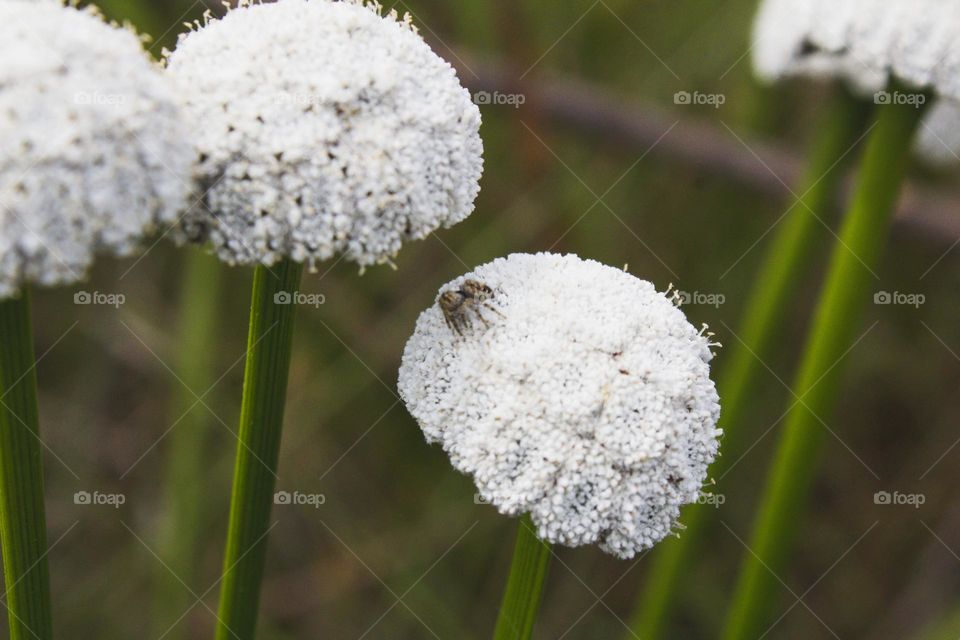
215,258 -> 303,640
153,249 -> 223,637
720,85 -> 927,640
918,605 -> 960,640
626,86 -> 870,640
492,515 -> 551,640
0,290 -> 52,640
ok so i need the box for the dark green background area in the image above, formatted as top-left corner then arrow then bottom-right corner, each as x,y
18,0 -> 960,638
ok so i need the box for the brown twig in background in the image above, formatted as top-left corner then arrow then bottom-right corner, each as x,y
456,55 -> 960,243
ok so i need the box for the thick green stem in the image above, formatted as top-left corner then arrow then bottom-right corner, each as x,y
215,258 -> 303,640
627,87 -> 870,639
152,249 -> 223,637
0,290 -> 52,640
720,86 -> 927,640
492,516 -> 552,640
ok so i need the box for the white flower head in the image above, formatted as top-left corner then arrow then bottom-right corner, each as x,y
752,0 -> 960,164
0,0 -> 194,299
398,253 -> 722,558
753,0 -> 960,96
165,0 -> 483,269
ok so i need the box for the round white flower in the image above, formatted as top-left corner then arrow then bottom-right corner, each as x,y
398,253 -> 721,558
165,0 -> 483,269
752,0 -> 960,164
0,0 -> 193,299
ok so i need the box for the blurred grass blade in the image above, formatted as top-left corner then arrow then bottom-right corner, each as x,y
215,258 -> 303,640
720,84 -> 927,640
493,515 -> 551,640
152,249 -> 223,637
918,605 -> 960,640
627,86 -> 870,639
0,289 -> 52,640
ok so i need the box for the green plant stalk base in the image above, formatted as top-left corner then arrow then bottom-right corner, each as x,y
720,86 -> 928,640
153,249 -> 224,638
215,258 -> 303,640
0,290 -> 52,640
627,87 -> 870,640
493,516 -> 552,640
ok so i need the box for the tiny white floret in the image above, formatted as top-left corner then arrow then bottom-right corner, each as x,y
398,253 -> 722,558
0,0 -> 193,299
165,0 -> 483,269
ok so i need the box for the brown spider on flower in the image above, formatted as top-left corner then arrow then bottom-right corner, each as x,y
438,279 -> 503,335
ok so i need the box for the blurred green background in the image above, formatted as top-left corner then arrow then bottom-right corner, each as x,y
17,0 -> 960,638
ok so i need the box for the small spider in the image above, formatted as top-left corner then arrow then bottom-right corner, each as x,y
439,279 -> 503,335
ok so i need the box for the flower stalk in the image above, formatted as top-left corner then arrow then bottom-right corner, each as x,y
627,86 -> 870,639
493,516 -> 552,640
215,258 -> 303,640
720,83 -> 928,640
0,290 -> 52,640
153,249 -> 223,637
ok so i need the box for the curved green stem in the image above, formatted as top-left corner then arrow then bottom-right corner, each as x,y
720,85 -> 927,640
152,249 -> 223,637
215,258 -> 303,640
0,290 -> 52,640
627,86 -> 870,639
492,516 -> 552,640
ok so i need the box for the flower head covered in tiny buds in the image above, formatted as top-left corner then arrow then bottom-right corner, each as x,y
399,253 -> 722,559
752,0 -> 960,165
164,0 -> 483,271
0,0 -> 194,299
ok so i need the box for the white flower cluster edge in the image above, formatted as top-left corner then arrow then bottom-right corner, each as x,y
752,0 -> 960,165
0,0 -> 193,298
